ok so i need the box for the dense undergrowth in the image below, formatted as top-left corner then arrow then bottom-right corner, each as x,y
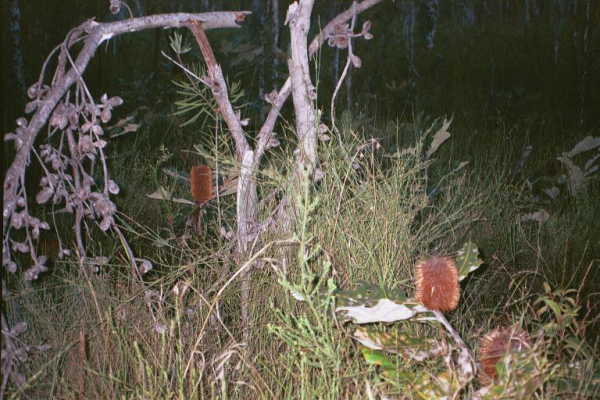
2,1 -> 599,397
3,107 -> 599,398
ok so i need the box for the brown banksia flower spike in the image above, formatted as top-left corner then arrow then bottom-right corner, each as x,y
479,326 -> 531,384
190,165 -> 213,206
415,256 -> 460,312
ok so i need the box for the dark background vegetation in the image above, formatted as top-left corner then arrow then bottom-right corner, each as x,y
3,0 -> 599,134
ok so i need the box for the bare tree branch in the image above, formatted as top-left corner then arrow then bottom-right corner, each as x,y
186,20 -> 251,159
3,11 -> 250,237
254,0 -> 383,166
287,0 -> 318,174
308,0 -> 383,56
185,20 -> 259,344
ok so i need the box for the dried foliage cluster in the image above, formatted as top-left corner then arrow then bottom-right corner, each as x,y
4,80 -> 123,278
478,326 -> 531,384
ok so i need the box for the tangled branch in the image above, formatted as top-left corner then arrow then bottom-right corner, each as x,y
2,11 -> 250,279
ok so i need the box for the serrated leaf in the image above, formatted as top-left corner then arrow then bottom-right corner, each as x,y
455,241 -> 483,281
146,188 -> 195,205
172,197 -> 196,205
162,168 -> 188,181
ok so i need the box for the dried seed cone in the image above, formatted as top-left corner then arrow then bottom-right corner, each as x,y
190,165 -> 213,205
415,256 -> 460,312
479,326 -> 531,384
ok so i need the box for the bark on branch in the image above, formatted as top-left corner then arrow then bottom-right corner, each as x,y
3,11 -> 250,234
287,0 -> 318,175
185,20 -> 258,344
254,0 -> 383,166
186,20 -> 250,159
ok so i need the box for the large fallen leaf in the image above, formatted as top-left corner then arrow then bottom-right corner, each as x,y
336,298 -> 426,324
353,326 -> 446,361
557,156 -> 586,195
336,281 -> 409,308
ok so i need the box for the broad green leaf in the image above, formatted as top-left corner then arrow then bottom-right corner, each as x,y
361,348 -> 397,370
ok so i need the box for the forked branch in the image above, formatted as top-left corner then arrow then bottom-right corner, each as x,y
2,11 -> 250,282
3,11 -> 250,237
186,20 -> 250,159
254,0 -> 384,165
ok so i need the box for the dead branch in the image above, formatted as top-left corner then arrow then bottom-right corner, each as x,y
287,0 -> 318,176
309,0 -> 383,55
185,20 -> 261,344
186,20 -> 251,159
236,150 -> 258,343
3,11 -> 250,241
254,0 -> 384,166
330,3 -> 360,136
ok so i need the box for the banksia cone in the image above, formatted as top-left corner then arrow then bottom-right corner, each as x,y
479,326 -> 531,384
415,256 -> 460,312
190,165 -> 213,206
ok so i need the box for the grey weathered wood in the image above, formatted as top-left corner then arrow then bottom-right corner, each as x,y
3,11 -> 249,235
287,0 -> 318,176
